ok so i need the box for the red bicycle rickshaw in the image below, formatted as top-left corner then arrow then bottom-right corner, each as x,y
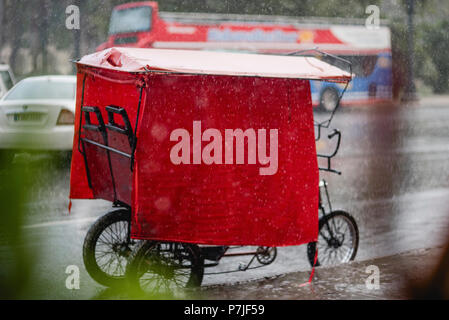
70,48 -> 359,294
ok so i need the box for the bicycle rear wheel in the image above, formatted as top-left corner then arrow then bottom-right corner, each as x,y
83,209 -> 136,287
307,210 -> 359,267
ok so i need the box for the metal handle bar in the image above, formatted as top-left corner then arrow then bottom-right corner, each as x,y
286,48 -> 353,129
82,106 -> 106,133
326,129 -> 341,158
78,106 -> 108,190
287,48 -> 352,74
105,105 -> 134,147
80,105 -> 134,158
317,129 -> 342,175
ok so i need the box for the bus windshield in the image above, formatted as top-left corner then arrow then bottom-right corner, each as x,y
320,55 -> 378,78
109,6 -> 152,35
339,55 -> 378,78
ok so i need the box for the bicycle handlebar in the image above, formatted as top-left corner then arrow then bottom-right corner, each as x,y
317,128 -> 342,175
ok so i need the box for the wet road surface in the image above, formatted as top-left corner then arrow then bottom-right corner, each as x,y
200,247 -> 444,300
3,98 -> 449,299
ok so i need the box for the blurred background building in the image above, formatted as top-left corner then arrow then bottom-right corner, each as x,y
0,0 -> 448,100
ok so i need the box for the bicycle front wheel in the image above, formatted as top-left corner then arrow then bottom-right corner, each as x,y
307,210 -> 359,267
126,241 -> 204,297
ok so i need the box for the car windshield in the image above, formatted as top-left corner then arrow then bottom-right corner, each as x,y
0,70 -> 14,90
5,79 -> 75,100
109,6 -> 152,35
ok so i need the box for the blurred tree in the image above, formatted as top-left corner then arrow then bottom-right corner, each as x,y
390,23 -> 408,101
37,0 -> 51,73
0,0 -> 4,49
158,0 -> 382,17
395,0 -> 449,94
3,0 -> 27,73
421,21 -> 449,93
0,0 -> 448,95
0,0 -> 386,76
401,0 -> 417,101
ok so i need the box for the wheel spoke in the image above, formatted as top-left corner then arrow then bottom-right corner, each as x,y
131,242 -> 200,295
315,213 -> 358,267
92,219 -> 135,277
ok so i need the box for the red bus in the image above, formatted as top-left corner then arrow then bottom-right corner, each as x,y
98,1 -> 392,109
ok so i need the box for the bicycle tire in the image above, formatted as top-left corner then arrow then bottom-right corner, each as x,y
307,210 -> 359,267
82,209 -> 133,287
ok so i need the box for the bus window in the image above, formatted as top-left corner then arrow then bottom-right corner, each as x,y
361,56 -> 378,77
340,55 -> 378,77
109,6 -> 153,35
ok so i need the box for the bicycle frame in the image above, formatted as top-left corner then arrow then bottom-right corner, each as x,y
112,123 -> 344,275
78,77 -> 345,275
199,124 -> 343,274
198,179 -> 338,274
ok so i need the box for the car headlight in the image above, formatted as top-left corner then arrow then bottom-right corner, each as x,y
57,109 -> 75,125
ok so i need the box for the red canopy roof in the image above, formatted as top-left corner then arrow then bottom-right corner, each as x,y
77,47 -> 351,83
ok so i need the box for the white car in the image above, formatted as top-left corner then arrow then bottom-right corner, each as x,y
0,75 -> 76,158
0,64 -> 15,98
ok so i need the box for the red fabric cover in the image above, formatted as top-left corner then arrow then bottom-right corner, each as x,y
69,68 -> 142,201
70,67 -> 319,247
131,74 -> 318,246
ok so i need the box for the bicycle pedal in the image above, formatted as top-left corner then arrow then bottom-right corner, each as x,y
238,262 -> 247,271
